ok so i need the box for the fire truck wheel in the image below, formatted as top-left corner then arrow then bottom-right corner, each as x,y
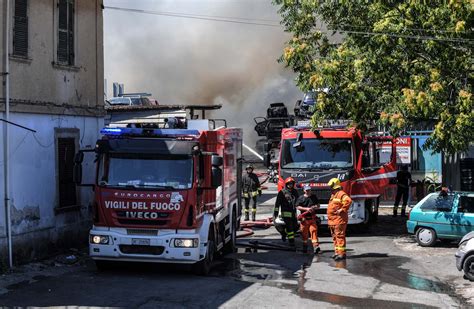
193,230 -> 215,276
362,206 -> 371,226
223,209 -> 237,254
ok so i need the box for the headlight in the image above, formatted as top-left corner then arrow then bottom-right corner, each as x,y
90,235 -> 109,245
459,241 -> 467,252
173,238 -> 199,248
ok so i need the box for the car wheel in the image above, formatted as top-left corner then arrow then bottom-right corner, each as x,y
463,255 -> 474,282
415,227 -> 437,247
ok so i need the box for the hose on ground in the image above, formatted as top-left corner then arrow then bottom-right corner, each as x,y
237,217 -> 274,238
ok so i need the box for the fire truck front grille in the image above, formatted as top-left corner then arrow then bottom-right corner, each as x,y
118,219 -> 169,226
127,229 -> 159,236
119,245 -> 164,255
314,208 -> 327,215
312,189 -> 332,202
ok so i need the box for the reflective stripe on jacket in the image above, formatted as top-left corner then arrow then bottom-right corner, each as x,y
327,190 -> 352,225
274,188 -> 298,218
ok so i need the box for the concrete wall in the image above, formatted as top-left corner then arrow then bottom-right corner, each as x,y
0,112 -> 103,263
0,0 -> 104,265
1,0 -> 104,116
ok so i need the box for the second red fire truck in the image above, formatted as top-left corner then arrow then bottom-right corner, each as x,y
265,122 -> 397,226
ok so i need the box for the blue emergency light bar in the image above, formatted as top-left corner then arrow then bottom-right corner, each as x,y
100,127 -> 200,137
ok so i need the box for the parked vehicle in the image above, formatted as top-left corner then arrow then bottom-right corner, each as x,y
106,94 -> 159,106
74,105 -> 242,275
407,192 -> 474,246
455,231 -> 474,281
263,122 -> 397,227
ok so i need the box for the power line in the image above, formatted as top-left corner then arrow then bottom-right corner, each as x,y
329,24 -> 473,35
104,6 -> 473,44
104,6 -> 283,28
333,28 -> 474,44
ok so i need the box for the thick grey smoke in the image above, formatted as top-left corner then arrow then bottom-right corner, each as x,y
104,0 -> 301,147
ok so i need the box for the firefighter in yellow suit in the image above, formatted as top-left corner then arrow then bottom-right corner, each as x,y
242,164 -> 262,221
327,178 -> 352,261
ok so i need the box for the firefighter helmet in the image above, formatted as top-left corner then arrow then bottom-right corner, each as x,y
328,178 -> 342,190
284,177 -> 296,185
274,216 -> 286,235
245,164 -> 254,170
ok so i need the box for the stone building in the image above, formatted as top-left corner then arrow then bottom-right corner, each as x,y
0,0 -> 104,264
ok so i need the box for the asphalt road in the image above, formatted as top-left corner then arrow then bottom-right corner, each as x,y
0,184 -> 472,308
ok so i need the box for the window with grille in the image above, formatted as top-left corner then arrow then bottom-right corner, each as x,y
57,137 -> 77,208
13,0 -> 28,57
57,0 -> 75,65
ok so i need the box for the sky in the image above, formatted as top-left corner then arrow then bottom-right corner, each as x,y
103,0 -> 302,145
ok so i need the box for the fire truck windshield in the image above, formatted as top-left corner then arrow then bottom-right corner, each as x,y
281,138 -> 353,169
98,154 -> 193,190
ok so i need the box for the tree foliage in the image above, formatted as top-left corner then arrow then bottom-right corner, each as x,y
274,0 -> 473,154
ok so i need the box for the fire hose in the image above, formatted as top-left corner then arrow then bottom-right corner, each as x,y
237,217 -> 274,238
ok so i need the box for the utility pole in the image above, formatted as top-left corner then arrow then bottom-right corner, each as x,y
3,0 -> 13,269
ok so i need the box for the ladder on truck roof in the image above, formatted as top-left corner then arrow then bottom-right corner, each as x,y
104,104 -> 226,130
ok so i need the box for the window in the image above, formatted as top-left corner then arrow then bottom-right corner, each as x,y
13,0 -> 28,57
55,128 -> 79,209
99,154 -> 193,190
281,138 -> 353,169
362,141 -> 392,168
420,194 -> 454,212
57,0 -> 74,65
458,196 -> 474,214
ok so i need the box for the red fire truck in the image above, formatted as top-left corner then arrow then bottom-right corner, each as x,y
265,122 -> 397,226
74,106 -> 242,274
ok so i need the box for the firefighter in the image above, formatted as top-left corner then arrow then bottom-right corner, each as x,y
393,165 -> 412,217
273,177 -> 299,246
242,164 -> 262,221
327,178 -> 352,261
296,185 -> 321,254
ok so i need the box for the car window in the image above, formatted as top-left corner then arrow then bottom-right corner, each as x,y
458,196 -> 474,213
420,194 -> 454,212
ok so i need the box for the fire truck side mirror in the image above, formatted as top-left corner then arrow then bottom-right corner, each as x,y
211,155 -> 223,167
211,167 -> 223,188
74,152 -> 84,164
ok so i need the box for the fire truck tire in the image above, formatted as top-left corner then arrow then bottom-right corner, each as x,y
223,209 -> 237,254
193,229 -> 215,276
95,260 -> 113,271
362,206 -> 371,226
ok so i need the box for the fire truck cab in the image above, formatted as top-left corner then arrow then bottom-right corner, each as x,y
74,105 -> 242,274
266,121 -> 396,226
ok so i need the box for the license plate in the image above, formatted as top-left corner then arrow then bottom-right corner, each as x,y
132,238 -> 150,246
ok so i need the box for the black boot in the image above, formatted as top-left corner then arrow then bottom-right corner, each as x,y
251,211 -> 256,222
281,234 -> 287,242
313,246 -> 321,255
392,209 -> 397,217
244,212 -> 249,221
289,239 -> 295,247
401,209 -> 406,217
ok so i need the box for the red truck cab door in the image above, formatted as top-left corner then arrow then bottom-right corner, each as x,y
353,137 -> 397,196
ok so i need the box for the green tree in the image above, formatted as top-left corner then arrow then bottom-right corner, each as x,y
275,0 -> 473,154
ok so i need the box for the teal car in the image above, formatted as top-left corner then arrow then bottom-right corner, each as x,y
406,192 -> 474,247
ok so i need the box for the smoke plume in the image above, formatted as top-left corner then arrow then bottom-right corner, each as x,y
104,0 -> 301,147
